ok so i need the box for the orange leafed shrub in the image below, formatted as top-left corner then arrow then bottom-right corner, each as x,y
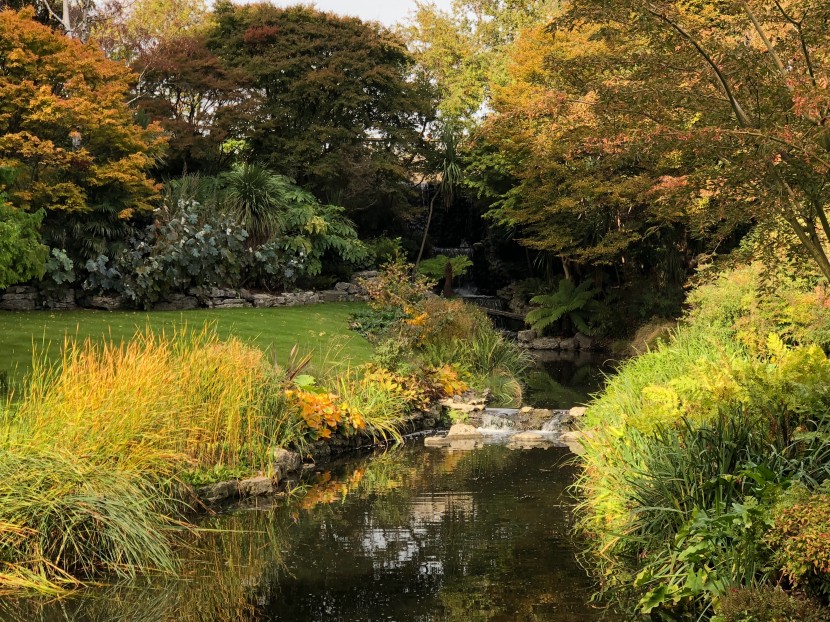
283,389 -> 344,439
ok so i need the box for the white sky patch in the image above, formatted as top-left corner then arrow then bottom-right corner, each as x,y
263,0 -> 453,27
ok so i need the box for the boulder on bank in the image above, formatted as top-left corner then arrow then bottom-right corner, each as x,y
517,329 -> 537,344
272,448 -> 302,477
568,406 -> 587,420
154,294 -> 198,311
0,285 -> 40,311
574,332 -> 594,350
238,476 -> 276,497
516,407 -> 556,431
529,337 -> 561,350
440,389 -> 489,413
85,294 -> 127,311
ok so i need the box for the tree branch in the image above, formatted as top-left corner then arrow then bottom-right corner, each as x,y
742,2 -> 786,77
645,3 -> 752,128
771,0 -> 817,86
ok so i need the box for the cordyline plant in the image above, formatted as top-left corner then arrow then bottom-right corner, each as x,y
537,0 -> 830,280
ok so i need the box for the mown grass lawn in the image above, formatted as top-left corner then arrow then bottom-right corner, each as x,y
0,302 -> 372,382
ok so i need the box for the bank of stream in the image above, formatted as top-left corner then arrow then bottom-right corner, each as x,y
0,353 -> 611,621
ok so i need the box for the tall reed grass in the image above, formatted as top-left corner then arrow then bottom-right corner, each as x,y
6,326 -> 299,473
0,325 -> 306,594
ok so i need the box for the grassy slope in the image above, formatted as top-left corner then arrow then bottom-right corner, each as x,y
0,302 -> 372,381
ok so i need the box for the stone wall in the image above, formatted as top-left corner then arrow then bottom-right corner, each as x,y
0,272 -> 377,313
516,329 -> 597,351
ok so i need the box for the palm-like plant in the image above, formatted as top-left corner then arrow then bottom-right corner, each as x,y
220,164 -> 289,246
525,279 -> 601,336
416,124 -> 462,267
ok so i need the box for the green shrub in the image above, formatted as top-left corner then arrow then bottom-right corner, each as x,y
688,263 -> 830,353
84,203 -> 250,308
767,489 -> 830,599
364,236 -> 404,267
349,307 -> 407,343
0,191 -> 47,290
359,253 -> 433,312
715,587 -> 830,622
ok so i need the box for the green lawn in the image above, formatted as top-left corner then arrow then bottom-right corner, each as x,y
0,302 -> 372,382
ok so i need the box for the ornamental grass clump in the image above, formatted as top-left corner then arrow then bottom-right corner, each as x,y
9,325 -> 297,474
0,449 -> 181,595
0,325 -> 305,594
575,268 -> 830,618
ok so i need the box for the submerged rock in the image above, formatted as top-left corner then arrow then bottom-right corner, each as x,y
529,337 -> 561,350
424,435 -> 449,447
447,439 -> 484,451
511,431 -> 547,443
560,430 -> 585,455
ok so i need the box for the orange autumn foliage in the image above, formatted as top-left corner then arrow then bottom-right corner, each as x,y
0,9 -> 166,220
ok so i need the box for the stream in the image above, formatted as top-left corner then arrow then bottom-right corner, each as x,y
0,354 -> 611,622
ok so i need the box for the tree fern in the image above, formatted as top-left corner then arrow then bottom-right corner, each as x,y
525,279 -> 600,336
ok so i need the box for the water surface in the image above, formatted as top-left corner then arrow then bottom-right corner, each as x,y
2,443 -> 604,621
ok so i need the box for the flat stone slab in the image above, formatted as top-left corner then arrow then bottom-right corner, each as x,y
446,423 -> 484,440
529,337 -> 561,350
507,431 -> 554,450
424,435 -> 449,447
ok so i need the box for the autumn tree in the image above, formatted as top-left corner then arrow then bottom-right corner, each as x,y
404,0 -> 555,124
208,2 -> 436,230
92,0 -> 209,60
133,34 -> 251,175
469,22 -> 710,284
0,9 -> 166,260
546,0 -> 830,281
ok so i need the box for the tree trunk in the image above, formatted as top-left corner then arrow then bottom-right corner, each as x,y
415,190 -> 439,268
443,260 -> 454,297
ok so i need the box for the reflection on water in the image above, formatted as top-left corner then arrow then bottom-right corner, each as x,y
528,351 -> 618,409
0,445 -> 604,622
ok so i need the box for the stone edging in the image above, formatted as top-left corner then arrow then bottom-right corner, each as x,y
0,272 -> 378,312
193,404 -> 443,505
517,329 -> 598,351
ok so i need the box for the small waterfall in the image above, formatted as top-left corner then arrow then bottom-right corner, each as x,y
479,408 -> 519,432
476,408 -> 570,434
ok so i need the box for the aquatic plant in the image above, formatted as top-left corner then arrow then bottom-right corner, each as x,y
0,449 -> 182,595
